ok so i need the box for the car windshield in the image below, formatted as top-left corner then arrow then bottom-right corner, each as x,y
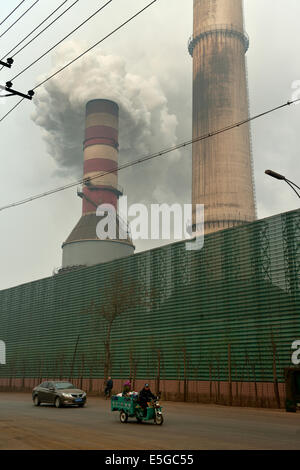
53,382 -> 75,390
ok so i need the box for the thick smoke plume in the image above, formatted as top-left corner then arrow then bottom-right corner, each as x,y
32,41 -> 184,205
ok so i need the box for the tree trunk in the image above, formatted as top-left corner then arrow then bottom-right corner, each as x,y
228,344 -> 232,406
272,341 -> 281,409
209,364 -> 212,402
104,323 -> 112,382
156,350 -> 161,395
252,364 -> 258,407
80,353 -> 85,390
183,348 -> 188,402
70,335 -> 80,382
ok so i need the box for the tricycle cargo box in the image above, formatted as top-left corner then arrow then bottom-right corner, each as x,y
111,395 -> 137,416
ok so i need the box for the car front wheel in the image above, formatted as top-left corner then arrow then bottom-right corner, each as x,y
33,395 -> 40,406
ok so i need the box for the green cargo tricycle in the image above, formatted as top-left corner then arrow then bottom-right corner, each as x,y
111,394 -> 164,425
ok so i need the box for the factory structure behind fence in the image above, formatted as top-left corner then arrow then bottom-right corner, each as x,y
0,208 -> 299,408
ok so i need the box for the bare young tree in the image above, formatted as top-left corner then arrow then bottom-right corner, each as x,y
86,269 -> 154,382
149,336 -> 163,396
129,343 -> 139,391
9,355 -> 18,391
271,333 -> 281,409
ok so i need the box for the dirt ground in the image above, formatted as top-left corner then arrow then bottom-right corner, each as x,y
0,393 -> 300,450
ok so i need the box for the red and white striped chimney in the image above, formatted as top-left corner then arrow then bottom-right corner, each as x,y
62,99 -> 134,269
83,99 -> 121,213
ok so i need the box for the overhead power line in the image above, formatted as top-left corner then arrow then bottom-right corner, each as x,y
0,0 -> 109,102
0,57 -> 14,70
5,0 -> 80,62
10,0 -> 113,82
0,0 -> 40,41
33,0 -> 158,91
0,0 -> 158,119
1,0 -> 72,62
0,97 -> 24,122
0,98 -> 299,213
0,0 -> 28,28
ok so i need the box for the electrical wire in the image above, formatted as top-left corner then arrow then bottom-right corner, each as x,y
0,0 -> 28,28
1,0 -> 71,62
286,179 -> 300,192
0,0 -> 157,119
32,0 -> 158,91
0,97 -> 24,123
0,98 -> 299,212
0,0 -> 40,41
10,0 -> 113,82
285,180 -> 300,198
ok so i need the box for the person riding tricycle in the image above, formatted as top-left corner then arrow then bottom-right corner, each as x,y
138,383 -> 155,415
111,383 -> 164,425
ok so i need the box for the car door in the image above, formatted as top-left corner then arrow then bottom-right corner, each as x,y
38,382 -> 49,403
43,382 -> 55,404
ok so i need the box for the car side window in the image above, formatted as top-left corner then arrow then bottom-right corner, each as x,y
40,382 -> 47,388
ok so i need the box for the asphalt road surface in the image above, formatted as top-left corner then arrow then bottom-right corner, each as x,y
0,393 -> 300,450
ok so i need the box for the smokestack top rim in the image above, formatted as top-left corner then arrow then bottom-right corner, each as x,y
86,99 -> 119,115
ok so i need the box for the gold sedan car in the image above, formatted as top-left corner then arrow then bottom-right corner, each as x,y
32,381 -> 87,408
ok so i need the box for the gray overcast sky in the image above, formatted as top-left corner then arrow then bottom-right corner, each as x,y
0,0 -> 299,290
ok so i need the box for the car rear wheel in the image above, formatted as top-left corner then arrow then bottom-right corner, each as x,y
55,397 -> 62,408
33,395 -> 40,406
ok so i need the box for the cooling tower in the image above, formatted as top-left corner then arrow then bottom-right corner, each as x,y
189,0 -> 256,234
62,99 -> 134,269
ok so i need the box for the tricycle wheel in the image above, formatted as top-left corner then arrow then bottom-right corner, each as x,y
285,400 -> 297,412
155,414 -> 164,425
120,411 -> 128,423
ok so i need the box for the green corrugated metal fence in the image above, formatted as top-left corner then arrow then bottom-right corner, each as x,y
0,209 -> 299,384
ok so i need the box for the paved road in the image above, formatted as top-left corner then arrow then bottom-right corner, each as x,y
0,393 -> 300,450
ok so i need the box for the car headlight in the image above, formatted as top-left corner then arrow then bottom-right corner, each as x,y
62,393 -> 73,398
